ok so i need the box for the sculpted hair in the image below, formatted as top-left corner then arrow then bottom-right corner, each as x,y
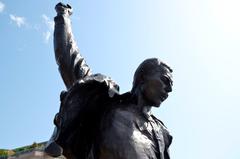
131,58 -> 172,93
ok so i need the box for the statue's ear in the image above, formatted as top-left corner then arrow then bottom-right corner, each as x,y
140,84 -> 144,92
138,73 -> 145,84
131,80 -> 143,95
137,77 -> 146,95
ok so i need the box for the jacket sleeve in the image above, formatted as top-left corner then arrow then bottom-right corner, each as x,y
54,3 -> 92,89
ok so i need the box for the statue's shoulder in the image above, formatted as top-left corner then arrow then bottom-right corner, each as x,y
65,73 -> 119,99
59,73 -> 120,123
82,73 -> 119,96
150,115 -> 168,129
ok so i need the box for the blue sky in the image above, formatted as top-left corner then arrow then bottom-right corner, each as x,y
1,0 -> 240,158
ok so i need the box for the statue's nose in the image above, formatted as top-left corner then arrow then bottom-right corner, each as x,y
165,85 -> 172,93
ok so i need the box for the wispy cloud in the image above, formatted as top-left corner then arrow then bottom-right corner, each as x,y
0,1 -> 5,13
42,14 -> 54,43
10,14 -> 26,27
43,31 -> 51,43
42,14 -> 54,30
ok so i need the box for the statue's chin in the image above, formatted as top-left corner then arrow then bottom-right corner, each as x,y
152,102 -> 162,107
148,99 -> 162,107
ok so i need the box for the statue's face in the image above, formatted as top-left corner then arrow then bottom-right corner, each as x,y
141,67 -> 173,107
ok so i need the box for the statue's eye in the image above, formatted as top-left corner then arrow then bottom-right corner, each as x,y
161,76 -> 172,86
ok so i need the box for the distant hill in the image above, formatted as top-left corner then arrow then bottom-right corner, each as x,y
0,142 -> 65,159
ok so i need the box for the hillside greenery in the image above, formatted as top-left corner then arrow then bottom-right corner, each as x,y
0,142 -> 46,157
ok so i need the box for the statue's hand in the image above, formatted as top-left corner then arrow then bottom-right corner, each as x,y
55,2 -> 73,16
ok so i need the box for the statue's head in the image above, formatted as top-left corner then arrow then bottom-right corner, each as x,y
131,58 -> 173,107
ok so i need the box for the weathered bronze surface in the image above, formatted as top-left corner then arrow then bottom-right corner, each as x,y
45,3 -> 173,159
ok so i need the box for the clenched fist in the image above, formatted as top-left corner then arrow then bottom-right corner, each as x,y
55,2 -> 73,16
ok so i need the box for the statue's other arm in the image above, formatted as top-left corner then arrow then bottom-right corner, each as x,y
54,3 -> 92,89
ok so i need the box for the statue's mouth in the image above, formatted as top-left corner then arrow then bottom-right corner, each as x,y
160,93 -> 168,101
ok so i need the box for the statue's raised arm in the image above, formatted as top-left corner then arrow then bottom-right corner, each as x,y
54,3 -> 91,89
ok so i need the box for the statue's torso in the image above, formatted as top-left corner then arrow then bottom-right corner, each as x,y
96,104 -> 172,159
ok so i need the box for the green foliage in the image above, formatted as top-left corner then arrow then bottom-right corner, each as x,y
0,149 -> 8,156
14,142 -> 39,153
29,142 -> 38,149
0,149 -> 15,157
0,141 -> 47,157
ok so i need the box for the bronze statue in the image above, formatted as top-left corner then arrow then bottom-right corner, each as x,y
45,3 -> 173,159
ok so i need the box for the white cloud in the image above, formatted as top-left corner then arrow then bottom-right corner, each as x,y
0,1 -> 5,13
43,31 -> 51,43
42,14 -> 54,30
42,14 -> 54,43
10,14 -> 26,27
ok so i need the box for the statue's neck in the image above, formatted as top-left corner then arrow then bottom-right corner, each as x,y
136,93 -> 152,115
142,106 -> 152,116
131,88 -> 152,115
